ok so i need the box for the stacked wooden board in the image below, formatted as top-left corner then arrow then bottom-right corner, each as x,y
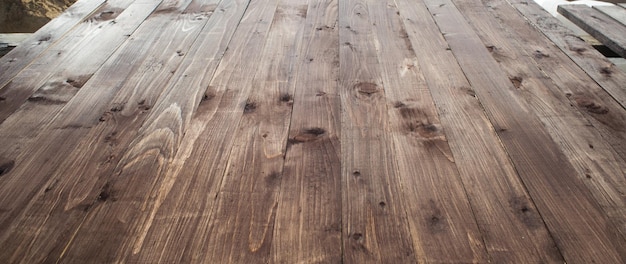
0,0 -> 625,262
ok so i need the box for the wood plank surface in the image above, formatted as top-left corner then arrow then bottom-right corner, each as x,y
0,0 -> 163,245
396,0 -> 563,262
0,0 -> 106,89
367,0 -> 487,262
594,5 -> 626,25
338,0 -> 417,262
0,0 -> 160,161
506,0 -> 626,109
269,0 -> 342,262
455,0 -> 626,239
1,0 -> 626,262
425,0 -> 626,262
558,4 -> 626,58
0,0 -> 213,262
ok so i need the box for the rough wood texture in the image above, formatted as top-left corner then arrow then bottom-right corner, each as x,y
0,0 -> 106,89
1,0 -> 626,262
594,5 -> 626,26
455,0 -> 626,240
558,4 -> 626,58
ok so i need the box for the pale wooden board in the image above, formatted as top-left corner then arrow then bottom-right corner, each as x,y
0,0 -> 158,157
338,0 -> 417,262
0,0 -> 214,262
454,0 -> 626,239
0,0 -> 106,89
595,5 -> 626,26
506,0 -> 626,109
558,4 -> 626,58
194,2 -> 306,262
270,0 -> 342,263
367,0 -> 488,261
425,0 -> 626,262
0,0 -> 163,244
395,0 -> 563,262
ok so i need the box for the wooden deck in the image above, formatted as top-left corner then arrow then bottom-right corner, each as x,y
1,0 -> 625,263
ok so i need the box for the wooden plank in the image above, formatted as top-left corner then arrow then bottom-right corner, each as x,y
395,0 -> 563,262
195,1 -> 306,262
558,4 -> 626,58
0,0 -> 164,242
0,0 -> 106,89
454,0 -> 626,239
595,5 -> 626,26
0,0 -> 156,154
269,0 -> 342,262
424,0 -> 626,262
338,0 -> 417,262
0,0 -> 214,262
366,0 -> 488,262
77,0 -> 293,262
505,0 -> 626,109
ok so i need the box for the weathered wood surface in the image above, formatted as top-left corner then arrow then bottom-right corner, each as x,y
506,0 -> 626,110
1,0 -> 625,263
594,5 -> 626,26
558,4 -> 626,58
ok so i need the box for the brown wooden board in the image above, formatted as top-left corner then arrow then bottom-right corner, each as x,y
101,0 -> 289,262
454,0 -> 626,240
505,0 -> 626,109
0,0 -> 106,89
0,0 -> 159,163
196,1 -> 306,262
426,0 -> 626,262
558,4 -> 626,58
367,0 -> 488,261
396,0 -> 563,262
0,0 -> 216,262
338,0 -> 417,262
269,0 -> 343,262
0,0 -> 163,245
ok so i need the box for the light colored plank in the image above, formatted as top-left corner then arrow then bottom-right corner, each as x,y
338,0 -> 417,262
0,0 -> 163,244
425,0 -> 626,262
0,0 -> 106,89
455,0 -> 626,239
396,0 -> 565,262
368,0 -> 487,262
270,0 -> 342,262
197,2 -> 306,262
558,4 -> 626,58
0,1 -> 213,262
0,0 -> 157,156
505,0 -> 626,109
595,5 -> 626,26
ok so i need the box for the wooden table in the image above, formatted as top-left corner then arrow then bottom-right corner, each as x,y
1,0 -> 625,263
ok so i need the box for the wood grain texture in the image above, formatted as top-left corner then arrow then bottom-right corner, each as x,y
426,0 -> 626,262
0,0 -> 163,247
368,0 -> 487,262
271,0 -> 343,262
0,0 -> 106,89
455,0 -> 626,240
558,4 -> 626,58
594,5 -> 626,26
0,1 -> 210,262
197,1 -> 305,262
338,0 -> 416,262
505,0 -> 626,109
396,0 -> 563,262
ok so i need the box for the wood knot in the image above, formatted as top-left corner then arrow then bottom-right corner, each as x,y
288,128 -> 326,146
0,159 -> 15,177
355,82 -> 379,96
572,95 -> 608,114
